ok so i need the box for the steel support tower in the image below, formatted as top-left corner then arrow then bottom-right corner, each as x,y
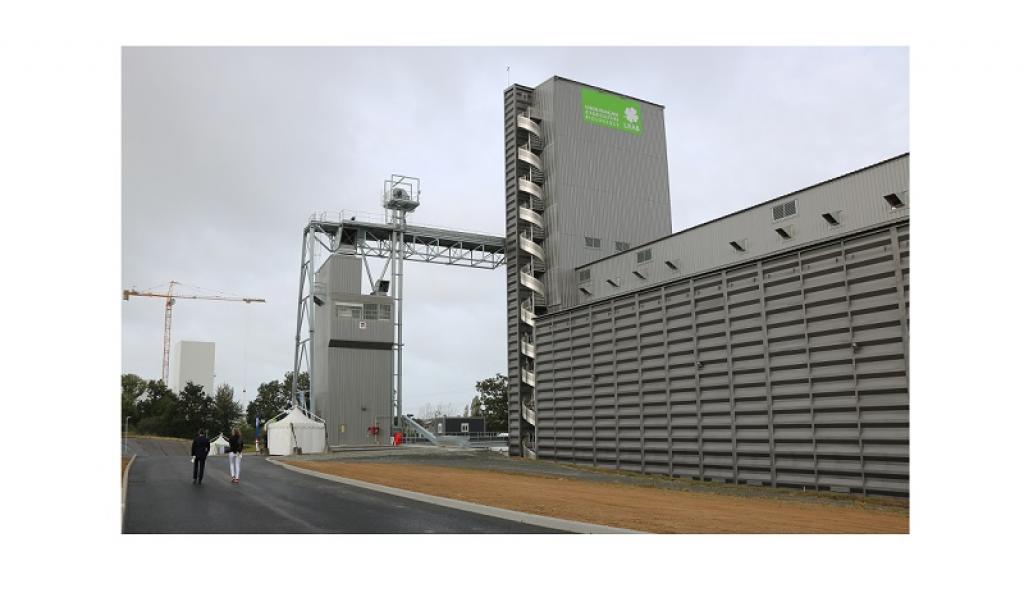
292,176 -> 506,433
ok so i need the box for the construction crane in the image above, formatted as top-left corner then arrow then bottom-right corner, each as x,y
122,280 -> 266,383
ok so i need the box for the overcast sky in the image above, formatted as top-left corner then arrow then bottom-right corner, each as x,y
121,46 -> 908,413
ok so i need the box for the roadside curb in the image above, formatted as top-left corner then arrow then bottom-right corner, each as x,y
268,458 -> 640,534
121,454 -> 136,533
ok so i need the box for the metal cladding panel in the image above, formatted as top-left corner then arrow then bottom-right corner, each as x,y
328,292 -> 394,342
534,77 -> 672,312
317,253 -> 362,296
534,219 -> 910,497
312,284 -> 395,446
578,155 -> 909,303
322,347 -> 393,446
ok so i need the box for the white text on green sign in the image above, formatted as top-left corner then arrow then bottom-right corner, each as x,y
581,88 -> 643,135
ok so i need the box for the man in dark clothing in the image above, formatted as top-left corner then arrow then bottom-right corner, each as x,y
190,429 -> 211,484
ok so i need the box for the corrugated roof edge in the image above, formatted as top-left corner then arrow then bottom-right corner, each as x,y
542,216 -> 910,321
507,75 -> 663,108
555,75 -> 664,107
574,152 -> 910,272
503,83 -> 535,93
503,78 -> 663,107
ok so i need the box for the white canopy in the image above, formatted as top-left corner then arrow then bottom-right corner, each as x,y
267,407 -> 326,456
210,433 -> 231,455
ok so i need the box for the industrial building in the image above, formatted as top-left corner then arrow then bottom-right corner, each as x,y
504,76 -> 909,496
170,340 -> 215,394
428,416 -> 486,435
295,74 -> 908,495
504,76 -> 673,457
299,177 -> 504,447
312,253 -> 395,446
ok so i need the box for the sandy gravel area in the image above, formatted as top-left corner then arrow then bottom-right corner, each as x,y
282,460 -> 908,534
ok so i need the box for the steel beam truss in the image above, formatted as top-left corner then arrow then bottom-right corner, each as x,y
292,211 -> 505,427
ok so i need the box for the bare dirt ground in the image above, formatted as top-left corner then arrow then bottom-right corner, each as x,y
283,458 -> 908,534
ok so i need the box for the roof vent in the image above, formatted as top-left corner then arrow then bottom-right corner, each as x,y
729,240 -> 746,252
822,212 -> 840,226
775,226 -> 793,240
884,193 -> 906,209
606,278 -> 620,288
772,199 -> 797,221
665,259 -> 679,270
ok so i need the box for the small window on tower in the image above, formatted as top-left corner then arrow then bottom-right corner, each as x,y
636,248 -> 652,264
380,305 -> 392,321
336,302 -> 362,319
584,237 -> 602,249
615,241 -> 630,252
578,269 -> 591,283
363,303 -> 378,321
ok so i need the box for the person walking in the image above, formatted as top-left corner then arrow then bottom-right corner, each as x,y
191,429 -> 210,485
228,427 -> 244,484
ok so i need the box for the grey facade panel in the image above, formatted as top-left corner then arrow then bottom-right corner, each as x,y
534,77 -> 672,313
534,220 -> 910,497
313,255 -> 395,446
577,155 -> 909,304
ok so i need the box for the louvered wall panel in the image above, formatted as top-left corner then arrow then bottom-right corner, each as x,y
534,221 -> 909,496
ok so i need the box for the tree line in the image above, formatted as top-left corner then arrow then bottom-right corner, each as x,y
121,370 -> 507,438
121,371 -> 309,441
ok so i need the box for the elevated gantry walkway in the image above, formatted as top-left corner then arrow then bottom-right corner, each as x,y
294,200 -> 507,441
307,213 -> 506,269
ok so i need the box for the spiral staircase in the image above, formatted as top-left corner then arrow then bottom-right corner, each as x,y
514,111 -> 546,458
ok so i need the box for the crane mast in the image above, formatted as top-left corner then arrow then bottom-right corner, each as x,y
122,280 -> 265,383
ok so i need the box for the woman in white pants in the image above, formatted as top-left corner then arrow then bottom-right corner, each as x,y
228,427 -> 244,483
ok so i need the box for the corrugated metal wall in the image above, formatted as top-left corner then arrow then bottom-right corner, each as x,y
579,155 -> 909,303
537,77 -> 673,312
534,220 -> 910,496
312,256 -> 395,447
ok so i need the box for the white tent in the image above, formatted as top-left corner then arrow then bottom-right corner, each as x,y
267,407 -> 326,456
210,433 -> 230,455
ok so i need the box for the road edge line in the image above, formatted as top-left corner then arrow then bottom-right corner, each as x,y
121,454 -> 136,533
268,458 -> 641,534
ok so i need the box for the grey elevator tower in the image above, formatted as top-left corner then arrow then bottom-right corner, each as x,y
504,76 -> 673,456
312,253 -> 395,446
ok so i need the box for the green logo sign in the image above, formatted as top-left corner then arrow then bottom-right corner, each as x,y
581,88 -> 643,135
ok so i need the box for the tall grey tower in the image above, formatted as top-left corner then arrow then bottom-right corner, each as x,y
504,76 -> 673,457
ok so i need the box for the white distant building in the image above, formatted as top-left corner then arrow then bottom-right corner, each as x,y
170,340 -> 215,395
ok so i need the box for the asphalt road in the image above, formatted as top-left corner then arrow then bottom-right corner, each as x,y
124,442 -> 557,534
